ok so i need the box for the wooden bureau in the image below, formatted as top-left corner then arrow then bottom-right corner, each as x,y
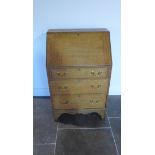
46,29 -> 112,120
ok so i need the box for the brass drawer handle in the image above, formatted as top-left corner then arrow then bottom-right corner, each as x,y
90,100 -> 93,103
91,85 -> 94,88
91,85 -> 102,88
63,72 -> 67,76
64,86 -> 68,89
97,84 -> 101,88
58,86 -> 68,89
61,101 -> 69,104
56,72 -> 61,76
96,100 -> 100,103
89,100 -> 100,104
56,72 -> 67,76
90,71 -> 103,76
91,70 -> 95,75
98,71 -> 102,75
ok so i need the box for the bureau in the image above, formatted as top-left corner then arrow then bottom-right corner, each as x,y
46,29 -> 112,121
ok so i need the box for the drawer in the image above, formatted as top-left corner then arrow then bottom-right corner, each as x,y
49,67 -> 108,79
52,94 -> 106,109
50,79 -> 109,95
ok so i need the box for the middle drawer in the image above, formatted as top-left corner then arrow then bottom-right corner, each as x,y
50,79 -> 108,95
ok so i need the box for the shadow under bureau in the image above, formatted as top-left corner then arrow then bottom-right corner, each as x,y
46,29 -> 112,121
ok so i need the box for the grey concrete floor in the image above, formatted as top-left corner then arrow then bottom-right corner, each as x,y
33,95 -> 121,155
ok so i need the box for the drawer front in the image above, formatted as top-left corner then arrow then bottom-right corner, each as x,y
50,67 -> 108,79
52,94 -> 106,109
50,79 -> 109,95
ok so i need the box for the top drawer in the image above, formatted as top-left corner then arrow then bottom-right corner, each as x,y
49,67 -> 108,79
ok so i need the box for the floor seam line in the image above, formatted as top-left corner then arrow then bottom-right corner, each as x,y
34,143 -> 56,145
106,112 -> 119,155
108,117 -> 121,119
57,127 -> 111,130
54,124 -> 58,155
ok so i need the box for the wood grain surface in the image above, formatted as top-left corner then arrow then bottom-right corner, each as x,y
50,79 -> 109,95
49,67 -> 108,79
46,31 -> 112,66
46,29 -> 112,120
52,94 -> 106,109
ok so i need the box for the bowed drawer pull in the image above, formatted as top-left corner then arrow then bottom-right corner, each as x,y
89,100 -> 100,104
77,94 -> 81,97
61,101 -> 69,104
58,86 -> 68,89
98,71 -> 102,75
97,84 -> 101,88
64,86 -> 68,89
56,72 -> 61,76
91,85 -> 94,88
63,72 -> 67,76
96,100 -> 100,103
91,85 -> 102,88
56,72 -> 67,76
91,70 -> 95,75
90,100 -> 93,103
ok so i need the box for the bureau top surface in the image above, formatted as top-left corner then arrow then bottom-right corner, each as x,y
47,28 -> 109,33
46,29 -> 112,67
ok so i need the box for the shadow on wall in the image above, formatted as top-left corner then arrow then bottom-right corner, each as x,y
33,32 -> 49,94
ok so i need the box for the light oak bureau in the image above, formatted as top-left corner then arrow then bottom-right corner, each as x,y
46,28 -> 112,121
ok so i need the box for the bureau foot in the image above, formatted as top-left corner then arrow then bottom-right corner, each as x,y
96,111 -> 105,119
53,109 -> 105,121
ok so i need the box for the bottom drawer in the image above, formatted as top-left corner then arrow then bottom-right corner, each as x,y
52,94 -> 106,109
